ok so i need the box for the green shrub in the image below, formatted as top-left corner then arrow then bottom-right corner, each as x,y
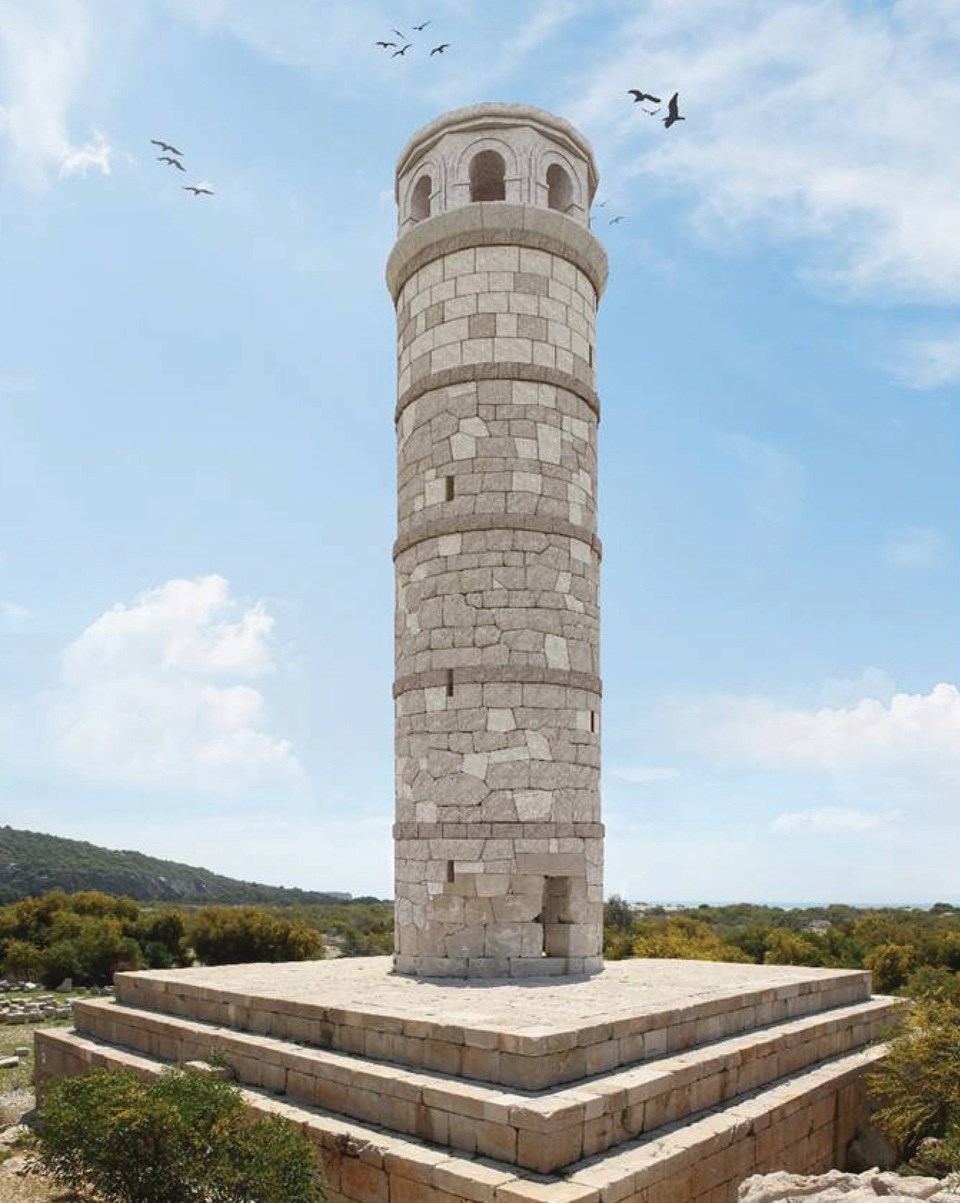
191,906 -> 322,966
866,942 -> 921,993
868,997 -> 960,1166
38,1066 -> 326,1203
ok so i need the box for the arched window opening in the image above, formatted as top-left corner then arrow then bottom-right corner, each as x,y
410,175 -> 432,222
469,150 -> 506,202
546,163 -> 573,212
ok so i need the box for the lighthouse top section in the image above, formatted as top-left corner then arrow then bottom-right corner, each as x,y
394,103 -> 599,233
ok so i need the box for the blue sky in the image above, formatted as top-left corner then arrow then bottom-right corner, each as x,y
1,0 -> 957,905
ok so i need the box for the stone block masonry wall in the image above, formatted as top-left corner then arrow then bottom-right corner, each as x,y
387,108 -> 609,977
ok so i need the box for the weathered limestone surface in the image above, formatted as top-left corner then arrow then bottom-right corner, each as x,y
35,957 -> 900,1202
739,1169 -> 959,1201
389,104 -> 608,978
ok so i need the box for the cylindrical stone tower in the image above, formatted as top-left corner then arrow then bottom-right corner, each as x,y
386,104 -> 607,978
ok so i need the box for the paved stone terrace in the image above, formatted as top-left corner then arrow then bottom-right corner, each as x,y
113,958 -> 874,1091
116,957 -> 870,1036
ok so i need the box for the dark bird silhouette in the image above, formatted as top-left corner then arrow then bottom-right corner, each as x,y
392,28 -> 405,37
430,43 -> 450,55
392,43 -> 412,56
628,89 -> 661,104
663,92 -> 685,129
609,215 -> 625,224
150,139 -> 182,156
374,40 -> 396,48
157,156 -> 185,170
413,20 -> 432,31
183,185 -> 214,196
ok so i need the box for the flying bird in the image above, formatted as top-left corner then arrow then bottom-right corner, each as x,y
183,185 -> 214,196
392,28 -> 405,37
374,40 -> 397,48
392,43 -> 412,56
596,200 -> 608,208
663,92 -> 685,129
150,139 -> 183,156
412,20 -> 432,31
430,43 -> 450,55
628,90 -> 660,104
609,215 -> 625,224
157,156 -> 185,170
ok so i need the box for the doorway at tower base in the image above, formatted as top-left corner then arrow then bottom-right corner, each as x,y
393,831 -> 604,978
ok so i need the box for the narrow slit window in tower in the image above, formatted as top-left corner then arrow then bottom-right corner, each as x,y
590,710 -> 597,733
445,474 -> 455,501
410,174 -> 432,222
446,668 -> 454,698
447,859 -> 456,883
469,150 -> 506,202
546,163 -> 573,212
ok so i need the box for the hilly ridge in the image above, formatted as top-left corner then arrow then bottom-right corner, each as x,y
0,825 -> 358,906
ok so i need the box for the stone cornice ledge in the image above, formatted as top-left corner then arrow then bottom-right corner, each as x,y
393,666 -> 602,698
395,362 -> 599,424
393,512 -> 602,560
386,203 -> 609,302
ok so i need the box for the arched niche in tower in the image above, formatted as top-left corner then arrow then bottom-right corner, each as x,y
452,136 -> 520,207
469,149 -> 506,202
546,163 -> 573,212
536,148 -> 586,220
410,174 -> 432,222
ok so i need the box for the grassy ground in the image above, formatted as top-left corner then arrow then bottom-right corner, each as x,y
0,1014 -> 83,1202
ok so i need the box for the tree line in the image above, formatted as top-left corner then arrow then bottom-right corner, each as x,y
0,892 -> 333,987
603,897 -> 960,999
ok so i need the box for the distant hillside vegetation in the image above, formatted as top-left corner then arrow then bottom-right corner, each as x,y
0,826 -> 360,906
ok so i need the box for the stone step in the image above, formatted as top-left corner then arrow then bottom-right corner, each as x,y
72,994 -> 898,1173
111,958 -> 873,1089
34,1025 -> 888,1203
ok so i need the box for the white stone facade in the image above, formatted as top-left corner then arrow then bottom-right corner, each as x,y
387,104 -> 608,977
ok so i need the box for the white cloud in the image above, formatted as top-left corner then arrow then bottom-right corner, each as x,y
0,0 -> 112,190
0,599 -> 31,628
59,127 -> 111,178
671,681 -> 960,786
566,0 -> 960,305
883,526 -> 945,570
771,807 -> 902,834
820,667 -> 896,709
56,575 -> 302,792
889,330 -> 960,389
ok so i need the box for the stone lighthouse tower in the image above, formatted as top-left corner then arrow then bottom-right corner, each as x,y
386,104 -> 608,977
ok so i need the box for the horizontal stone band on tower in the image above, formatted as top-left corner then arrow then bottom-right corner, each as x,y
386,209 -> 609,302
396,362 -> 600,424
392,512 -> 603,560
393,820 -> 605,840
393,666 -> 602,698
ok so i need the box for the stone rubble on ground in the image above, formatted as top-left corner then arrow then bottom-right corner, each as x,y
739,1169 -> 960,1202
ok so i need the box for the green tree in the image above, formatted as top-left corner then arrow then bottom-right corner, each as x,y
763,928 -> 823,967
866,943 -> 921,993
868,997 -> 960,1165
604,895 -> 633,932
38,1066 -> 326,1203
1,936 -> 44,981
192,907 -> 322,966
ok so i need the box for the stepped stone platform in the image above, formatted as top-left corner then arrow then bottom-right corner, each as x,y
35,957 -> 900,1203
